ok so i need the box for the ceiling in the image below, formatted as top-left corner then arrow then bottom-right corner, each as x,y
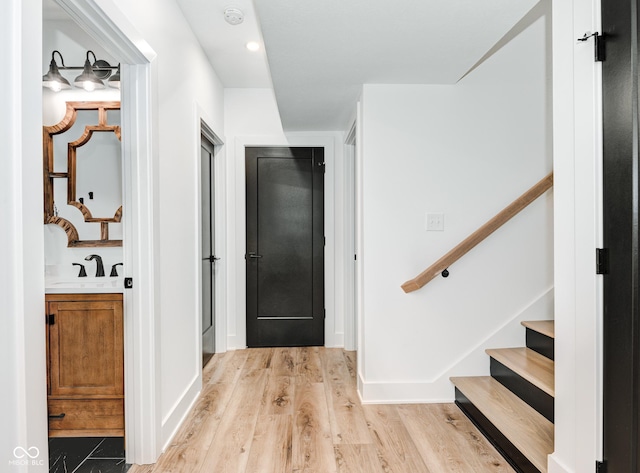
43,0 -> 70,20
179,0 -> 539,131
46,0 -> 541,132
175,0 -> 272,88
252,0 -> 540,131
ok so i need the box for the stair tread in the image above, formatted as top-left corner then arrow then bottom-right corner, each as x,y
451,376 -> 553,473
486,347 -> 554,397
521,320 -> 555,339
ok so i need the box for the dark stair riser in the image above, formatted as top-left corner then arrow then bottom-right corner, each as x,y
525,328 -> 554,361
455,388 -> 541,473
490,358 -> 554,423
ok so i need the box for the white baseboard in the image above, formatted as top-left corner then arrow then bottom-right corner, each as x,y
331,332 -> 345,348
226,335 -> 246,350
161,374 -> 202,450
360,378 -> 454,404
547,453 -> 570,473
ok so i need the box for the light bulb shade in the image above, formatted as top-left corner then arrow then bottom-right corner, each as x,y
107,64 -> 121,89
73,59 -> 105,90
42,59 -> 71,91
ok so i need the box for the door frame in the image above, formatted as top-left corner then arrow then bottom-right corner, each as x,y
230,135 -> 338,349
344,124 -> 357,351
53,0 -> 160,464
550,0 -> 604,470
344,102 -> 366,382
195,115 -> 226,361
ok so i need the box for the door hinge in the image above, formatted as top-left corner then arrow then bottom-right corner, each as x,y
596,460 -> 607,473
46,314 -> 55,325
324,309 -> 326,320
578,32 -> 605,62
596,248 -> 609,274
324,236 -> 326,247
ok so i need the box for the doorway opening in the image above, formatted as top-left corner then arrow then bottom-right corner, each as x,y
200,125 -> 223,367
42,0 -> 158,465
42,8 -> 127,472
344,122 -> 357,351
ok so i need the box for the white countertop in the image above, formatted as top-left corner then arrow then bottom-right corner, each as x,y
45,277 -> 124,294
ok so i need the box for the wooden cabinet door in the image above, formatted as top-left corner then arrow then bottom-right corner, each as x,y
47,297 -> 124,398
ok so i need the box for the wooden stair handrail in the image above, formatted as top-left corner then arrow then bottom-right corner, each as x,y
401,173 -> 553,293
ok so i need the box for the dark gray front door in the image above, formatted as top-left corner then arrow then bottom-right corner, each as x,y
245,147 -> 324,347
201,134 -> 216,365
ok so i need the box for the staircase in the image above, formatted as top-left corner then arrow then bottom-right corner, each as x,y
451,320 -> 554,473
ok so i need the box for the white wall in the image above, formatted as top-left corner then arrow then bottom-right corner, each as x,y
550,0 -> 603,471
102,0 -> 226,448
358,5 -> 553,402
223,88 -> 346,349
224,88 -> 285,350
1,0 -> 48,471
43,20 -> 123,278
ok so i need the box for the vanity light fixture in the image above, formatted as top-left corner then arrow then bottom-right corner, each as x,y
42,51 -> 71,91
107,63 -> 121,89
42,50 -> 120,92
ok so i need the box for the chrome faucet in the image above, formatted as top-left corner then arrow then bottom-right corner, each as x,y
84,254 -> 105,277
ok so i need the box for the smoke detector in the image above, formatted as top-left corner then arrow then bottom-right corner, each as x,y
224,8 -> 244,25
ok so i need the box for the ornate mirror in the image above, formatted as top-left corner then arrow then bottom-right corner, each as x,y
44,101 -> 122,247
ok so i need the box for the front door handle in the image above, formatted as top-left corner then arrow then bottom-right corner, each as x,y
248,253 -> 263,259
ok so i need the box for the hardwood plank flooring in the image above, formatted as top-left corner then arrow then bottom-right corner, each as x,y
334,444 -> 383,473
197,369 -> 268,473
397,403 -> 514,473
130,348 -> 513,473
246,414 -> 293,473
262,375 -> 294,415
292,382 -> 335,473
158,382 -> 235,473
362,404 -> 431,472
295,347 -> 324,385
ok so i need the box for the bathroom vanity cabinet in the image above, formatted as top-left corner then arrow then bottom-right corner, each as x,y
45,293 -> 124,437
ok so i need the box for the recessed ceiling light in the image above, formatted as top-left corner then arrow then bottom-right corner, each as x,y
246,41 -> 260,52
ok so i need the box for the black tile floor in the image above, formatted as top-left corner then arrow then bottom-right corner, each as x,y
49,437 -> 130,473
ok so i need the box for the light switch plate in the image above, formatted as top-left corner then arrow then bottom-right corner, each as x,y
426,213 -> 444,231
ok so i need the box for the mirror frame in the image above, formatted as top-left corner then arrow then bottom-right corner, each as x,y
43,101 -> 123,247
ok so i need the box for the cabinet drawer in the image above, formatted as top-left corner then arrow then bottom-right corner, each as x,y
48,399 -> 124,437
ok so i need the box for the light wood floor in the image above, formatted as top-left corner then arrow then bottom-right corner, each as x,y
130,348 -> 514,473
